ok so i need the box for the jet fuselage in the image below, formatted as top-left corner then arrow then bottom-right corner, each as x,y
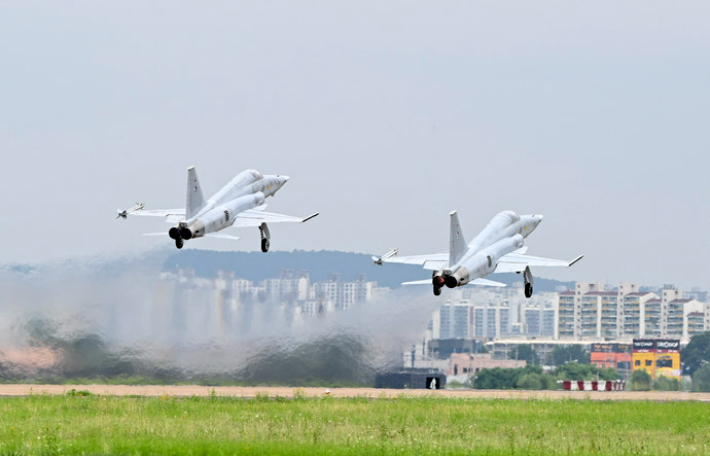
172,169 -> 288,241
436,211 -> 543,289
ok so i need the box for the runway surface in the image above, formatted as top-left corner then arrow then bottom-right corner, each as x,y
1,385 -> 709,401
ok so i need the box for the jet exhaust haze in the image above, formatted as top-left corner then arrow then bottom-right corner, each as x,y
0,254 -> 440,385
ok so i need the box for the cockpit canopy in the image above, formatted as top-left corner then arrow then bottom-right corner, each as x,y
498,210 -> 521,223
246,169 -> 264,181
231,169 -> 264,187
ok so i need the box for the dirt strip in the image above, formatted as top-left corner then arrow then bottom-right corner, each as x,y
0,385 -> 708,401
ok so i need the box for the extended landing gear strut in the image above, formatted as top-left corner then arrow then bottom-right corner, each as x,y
259,222 -> 270,253
523,266 -> 534,298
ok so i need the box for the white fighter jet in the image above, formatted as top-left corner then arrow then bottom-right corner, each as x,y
374,210 -> 583,297
118,167 -> 319,250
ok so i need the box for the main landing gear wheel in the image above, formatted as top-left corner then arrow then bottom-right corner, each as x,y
523,266 -> 534,298
525,283 -> 533,298
175,238 -> 184,249
259,222 -> 271,253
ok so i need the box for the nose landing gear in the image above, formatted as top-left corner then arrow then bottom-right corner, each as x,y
175,238 -> 184,249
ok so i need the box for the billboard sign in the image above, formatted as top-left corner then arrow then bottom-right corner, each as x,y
655,339 -> 680,352
633,339 -> 655,351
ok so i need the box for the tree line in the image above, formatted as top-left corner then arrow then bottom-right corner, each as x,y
472,363 -> 619,390
467,332 -> 710,391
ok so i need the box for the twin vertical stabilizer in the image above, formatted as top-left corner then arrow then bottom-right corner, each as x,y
186,166 -> 207,219
449,210 -> 467,265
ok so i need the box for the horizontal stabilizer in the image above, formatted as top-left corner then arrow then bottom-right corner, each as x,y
403,278 -> 506,287
205,233 -> 241,241
402,279 -> 431,286
233,210 -> 319,227
142,232 -> 166,237
469,278 -> 506,287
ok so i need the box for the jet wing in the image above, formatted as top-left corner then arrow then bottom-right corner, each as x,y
379,253 -> 448,271
142,232 -> 241,241
231,209 -> 319,227
127,208 -> 185,224
494,252 -> 584,273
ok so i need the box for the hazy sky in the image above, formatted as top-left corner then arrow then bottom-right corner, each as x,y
2,1 -> 709,288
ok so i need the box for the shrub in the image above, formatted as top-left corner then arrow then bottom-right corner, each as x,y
692,364 -> 710,392
652,376 -> 679,391
516,373 -> 542,390
630,370 -> 652,391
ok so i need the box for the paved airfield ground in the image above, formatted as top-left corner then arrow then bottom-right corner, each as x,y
1,385 -> 709,401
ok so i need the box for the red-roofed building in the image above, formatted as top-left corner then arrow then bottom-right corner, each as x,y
590,343 -> 632,377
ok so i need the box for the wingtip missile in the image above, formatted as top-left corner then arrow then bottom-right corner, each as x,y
116,203 -> 145,219
302,212 -> 320,223
568,254 -> 584,267
373,248 -> 399,265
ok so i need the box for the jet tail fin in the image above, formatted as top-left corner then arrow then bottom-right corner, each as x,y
449,210 -> 467,265
186,166 -> 207,219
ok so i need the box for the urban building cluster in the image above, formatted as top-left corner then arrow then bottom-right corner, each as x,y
556,282 -> 708,341
415,282 -> 708,384
160,267 -> 386,317
427,282 -> 709,345
428,285 -> 557,340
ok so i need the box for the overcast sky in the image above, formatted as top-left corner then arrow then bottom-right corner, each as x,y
1,1 -> 709,288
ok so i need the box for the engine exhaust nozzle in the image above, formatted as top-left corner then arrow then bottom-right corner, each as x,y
168,227 -> 181,240
179,227 -> 193,240
444,275 -> 458,289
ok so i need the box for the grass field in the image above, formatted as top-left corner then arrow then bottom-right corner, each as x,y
0,392 -> 709,455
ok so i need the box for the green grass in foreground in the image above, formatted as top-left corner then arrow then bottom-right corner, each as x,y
0,394 -> 709,455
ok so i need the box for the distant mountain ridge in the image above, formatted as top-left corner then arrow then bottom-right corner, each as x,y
163,250 -> 573,292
